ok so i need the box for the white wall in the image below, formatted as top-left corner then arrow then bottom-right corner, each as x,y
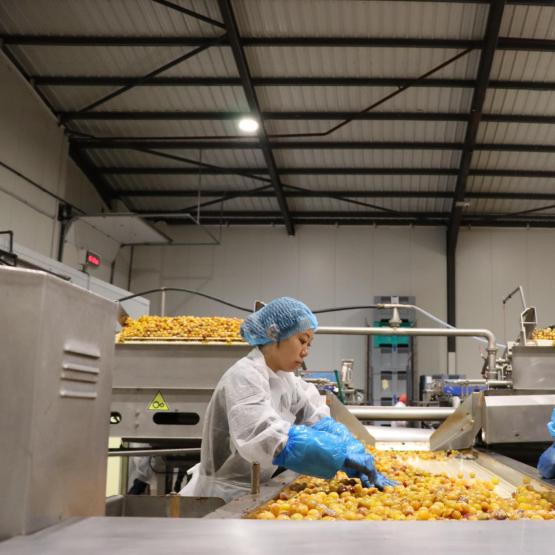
131,225 -> 447,390
131,224 -> 555,387
0,52 -> 129,287
457,227 -> 555,377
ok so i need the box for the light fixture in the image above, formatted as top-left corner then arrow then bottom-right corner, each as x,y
238,117 -> 259,133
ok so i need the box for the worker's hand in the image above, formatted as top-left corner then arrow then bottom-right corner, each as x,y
343,453 -> 398,491
374,472 -> 399,490
272,425 -> 347,479
538,443 -> 555,479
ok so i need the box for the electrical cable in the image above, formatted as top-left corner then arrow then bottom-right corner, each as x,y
118,287 -> 381,314
119,288 -> 504,350
118,287 -> 252,312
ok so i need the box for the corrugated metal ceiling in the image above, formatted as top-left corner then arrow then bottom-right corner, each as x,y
257,85 -> 473,112
283,174 -> 455,193
88,147 -> 265,168
287,196 -> 450,214
473,151 -> 555,172
234,1 -> 488,39
42,84 -> 248,112
1,0 -> 554,227
11,45 -> 238,77
73,119 -> 246,139
274,149 -> 461,170
478,122 -> 555,145
501,3 -> 555,39
468,175 -> 555,196
246,47 -> 481,79
264,120 -> 468,143
0,0 -> 222,36
109,173 -> 265,192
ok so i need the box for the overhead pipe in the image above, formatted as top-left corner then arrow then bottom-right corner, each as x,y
316,325 -> 498,378
347,406 -> 454,421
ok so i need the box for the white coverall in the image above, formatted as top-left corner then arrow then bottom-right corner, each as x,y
180,347 -> 329,502
391,400 -> 408,428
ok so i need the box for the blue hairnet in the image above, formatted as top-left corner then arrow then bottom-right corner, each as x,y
240,297 -> 318,346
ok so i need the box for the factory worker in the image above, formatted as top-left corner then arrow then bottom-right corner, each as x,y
180,297 -> 396,502
537,408 -> 555,479
391,394 -> 408,428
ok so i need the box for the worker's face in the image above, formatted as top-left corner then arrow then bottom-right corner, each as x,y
274,329 -> 314,372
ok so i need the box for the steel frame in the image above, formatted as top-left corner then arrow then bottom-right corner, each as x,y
3,35 -> 555,50
72,139 -> 555,153
216,0 -> 294,235
57,111 -> 555,125
2,2 -> 555,227
26,76 -> 555,91
97,167 -> 555,178
447,0 -> 506,352
117,190 -> 555,201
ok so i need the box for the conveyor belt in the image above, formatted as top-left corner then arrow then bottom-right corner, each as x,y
1,454 -> 553,554
406,456 -> 515,498
205,450 -> 554,520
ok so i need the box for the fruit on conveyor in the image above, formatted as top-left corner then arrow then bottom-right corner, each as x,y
118,315 -> 244,343
250,449 -> 555,521
531,327 -> 555,342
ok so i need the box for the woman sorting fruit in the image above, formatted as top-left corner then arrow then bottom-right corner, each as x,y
180,297 -> 396,502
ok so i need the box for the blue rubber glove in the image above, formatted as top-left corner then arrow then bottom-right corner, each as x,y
273,425 -> 346,479
313,417 -> 398,490
537,409 -> 555,479
538,444 -> 555,479
343,452 -> 397,490
312,417 -> 365,455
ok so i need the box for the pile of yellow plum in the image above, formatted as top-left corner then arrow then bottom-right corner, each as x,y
251,450 -> 555,521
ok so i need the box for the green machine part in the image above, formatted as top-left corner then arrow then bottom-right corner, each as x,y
373,320 -> 413,348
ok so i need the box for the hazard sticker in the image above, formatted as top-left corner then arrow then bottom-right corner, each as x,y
148,391 -> 169,411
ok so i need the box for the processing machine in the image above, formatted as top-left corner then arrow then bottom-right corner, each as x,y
2,291 -> 554,553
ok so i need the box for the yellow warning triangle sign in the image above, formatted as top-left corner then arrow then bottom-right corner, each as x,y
148,391 -> 169,411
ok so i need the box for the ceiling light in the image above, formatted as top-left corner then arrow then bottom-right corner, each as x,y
238,117 -> 259,133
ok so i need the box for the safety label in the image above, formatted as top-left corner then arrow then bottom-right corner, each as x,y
148,391 -> 169,411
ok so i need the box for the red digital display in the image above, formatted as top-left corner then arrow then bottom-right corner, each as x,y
86,251 -> 101,267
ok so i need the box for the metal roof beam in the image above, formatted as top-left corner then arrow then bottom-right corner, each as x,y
449,0 -> 506,252
58,111 -> 555,124
135,210 -> 555,224
59,110 -> 471,121
216,0 -> 293,235
72,139 -> 555,153
98,167 -> 555,178
137,209 -> 447,219
118,190 -> 555,201
155,217 -> 555,228
33,75 -> 555,92
5,34 -> 555,51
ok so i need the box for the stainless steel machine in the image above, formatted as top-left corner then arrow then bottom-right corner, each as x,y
1,299 -> 554,553
110,339 -> 250,492
111,342 -> 250,442
330,304 -> 555,459
0,267 -> 117,540
430,306 -> 555,458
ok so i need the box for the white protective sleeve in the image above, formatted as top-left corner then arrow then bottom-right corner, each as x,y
225,369 -> 292,468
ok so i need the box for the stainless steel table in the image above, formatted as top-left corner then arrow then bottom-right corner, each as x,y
1,517 -> 554,554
